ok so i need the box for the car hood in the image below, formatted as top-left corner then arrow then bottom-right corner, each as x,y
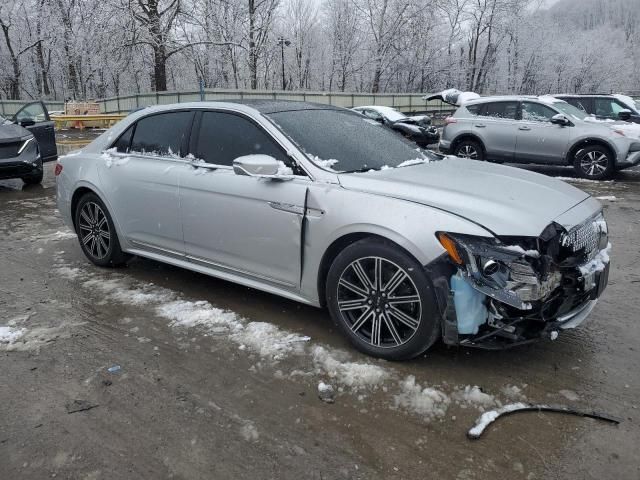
0,123 -> 30,143
338,158 -> 593,237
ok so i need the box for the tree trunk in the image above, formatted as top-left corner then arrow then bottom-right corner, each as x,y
248,0 -> 257,89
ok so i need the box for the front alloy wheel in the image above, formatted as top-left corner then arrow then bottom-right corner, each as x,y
337,257 -> 421,348
326,238 -> 440,360
574,146 -> 614,180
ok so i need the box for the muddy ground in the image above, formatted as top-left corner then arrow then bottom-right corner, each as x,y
1,134 -> 639,479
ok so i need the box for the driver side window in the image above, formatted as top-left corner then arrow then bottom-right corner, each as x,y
521,102 -> 557,122
194,111 -> 302,174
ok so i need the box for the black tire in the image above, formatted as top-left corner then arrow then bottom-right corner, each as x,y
22,168 -> 43,185
453,139 -> 485,161
573,145 -> 615,180
326,238 -> 441,360
74,192 -> 129,267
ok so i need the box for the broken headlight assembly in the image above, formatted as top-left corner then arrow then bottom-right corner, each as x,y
437,232 -> 562,311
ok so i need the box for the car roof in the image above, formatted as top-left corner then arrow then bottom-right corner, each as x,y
131,100 -> 343,117
464,95 -> 566,106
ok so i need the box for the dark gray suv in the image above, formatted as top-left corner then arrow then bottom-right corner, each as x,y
439,95 -> 640,180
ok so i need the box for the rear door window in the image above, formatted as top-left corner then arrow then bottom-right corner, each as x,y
521,102 -> 557,122
480,102 -> 518,119
130,112 -> 193,156
194,111 -> 289,167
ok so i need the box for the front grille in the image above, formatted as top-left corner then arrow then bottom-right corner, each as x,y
0,142 -> 21,159
561,219 -> 599,260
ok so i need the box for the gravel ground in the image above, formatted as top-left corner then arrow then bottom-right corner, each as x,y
1,145 -> 639,479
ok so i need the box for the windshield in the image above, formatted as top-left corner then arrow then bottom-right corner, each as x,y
267,109 -> 430,172
553,102 -> 589,121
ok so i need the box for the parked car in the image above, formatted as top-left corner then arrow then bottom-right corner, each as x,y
553,94 -> 640,124
57,101 -> 610,359
352,105 -> 439,147
0,101 -> 57,185
439,95 -> 640,179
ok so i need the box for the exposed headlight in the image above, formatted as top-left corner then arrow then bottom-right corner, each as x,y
18,136 -> 35,155
437,232 -> 559,310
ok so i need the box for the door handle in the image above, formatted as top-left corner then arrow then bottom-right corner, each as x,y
519,126 -> 531,131
474,124 -> 486,128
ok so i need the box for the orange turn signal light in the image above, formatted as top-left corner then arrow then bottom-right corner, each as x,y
437,233 -> 464,265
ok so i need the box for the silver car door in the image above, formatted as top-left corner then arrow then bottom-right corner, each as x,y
179,110 -> 308,287
515,101 -> 571,164
98,110 -> 194,256
473,101 -> 519,162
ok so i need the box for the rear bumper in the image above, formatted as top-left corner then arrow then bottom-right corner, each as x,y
617,150 -> 640,170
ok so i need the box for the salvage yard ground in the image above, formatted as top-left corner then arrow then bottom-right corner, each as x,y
1,132 -> 639,479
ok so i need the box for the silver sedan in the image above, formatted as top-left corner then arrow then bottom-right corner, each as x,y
56,101 -> 610,359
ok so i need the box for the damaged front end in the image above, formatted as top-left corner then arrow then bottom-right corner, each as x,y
435,213 -> 611,349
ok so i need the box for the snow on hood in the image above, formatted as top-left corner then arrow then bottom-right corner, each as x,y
338,157 -> 595,237
423,89 -> 481,106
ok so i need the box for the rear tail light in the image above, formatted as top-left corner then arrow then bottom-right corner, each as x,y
54,163 -> 63,176
444,117 -> 457,125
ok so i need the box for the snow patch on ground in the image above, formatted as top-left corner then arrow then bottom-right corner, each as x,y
240,423 -> 259,442
231,322 -> 309,360
312,346 -> 390,389
54,266 -> 83,279
559,389 -> 580,401
36,230 -> 77,242
158,300 -> 243,332
0,326 -> 26,344
83,278 -> 175,306
393,375 -> 450,419
596,195 -> 617,201
453,385 -> 498,410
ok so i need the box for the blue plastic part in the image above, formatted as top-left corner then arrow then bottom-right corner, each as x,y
451,273 -> 488,335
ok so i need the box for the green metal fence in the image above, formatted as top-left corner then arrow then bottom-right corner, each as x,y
0,100 -> 65,117
94,89 -> 454,117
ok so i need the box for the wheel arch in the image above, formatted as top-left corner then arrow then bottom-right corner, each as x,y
450,134 -> 486,156
566,138 -> 618,166
316,231 -> 426,308
69,183 -> 125,244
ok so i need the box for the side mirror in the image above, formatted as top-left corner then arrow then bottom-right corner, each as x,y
18,118 -> 36,127
550,114 -> 570,126
233,154 -> 282,178
618,109 -> 632,121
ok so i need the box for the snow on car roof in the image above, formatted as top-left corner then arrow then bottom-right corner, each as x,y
355,105 -> 406,121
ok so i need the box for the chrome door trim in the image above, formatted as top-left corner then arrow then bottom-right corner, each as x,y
268,201 -> 305,215
129,239 -> 185,258
186,253 -> 296,288
130,239 -> 297,288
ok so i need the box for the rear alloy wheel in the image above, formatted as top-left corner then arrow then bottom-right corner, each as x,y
75,193 -> 129,267
574,146 -> 614,180
454,140 -> 485,161
326,239 -> 440,360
